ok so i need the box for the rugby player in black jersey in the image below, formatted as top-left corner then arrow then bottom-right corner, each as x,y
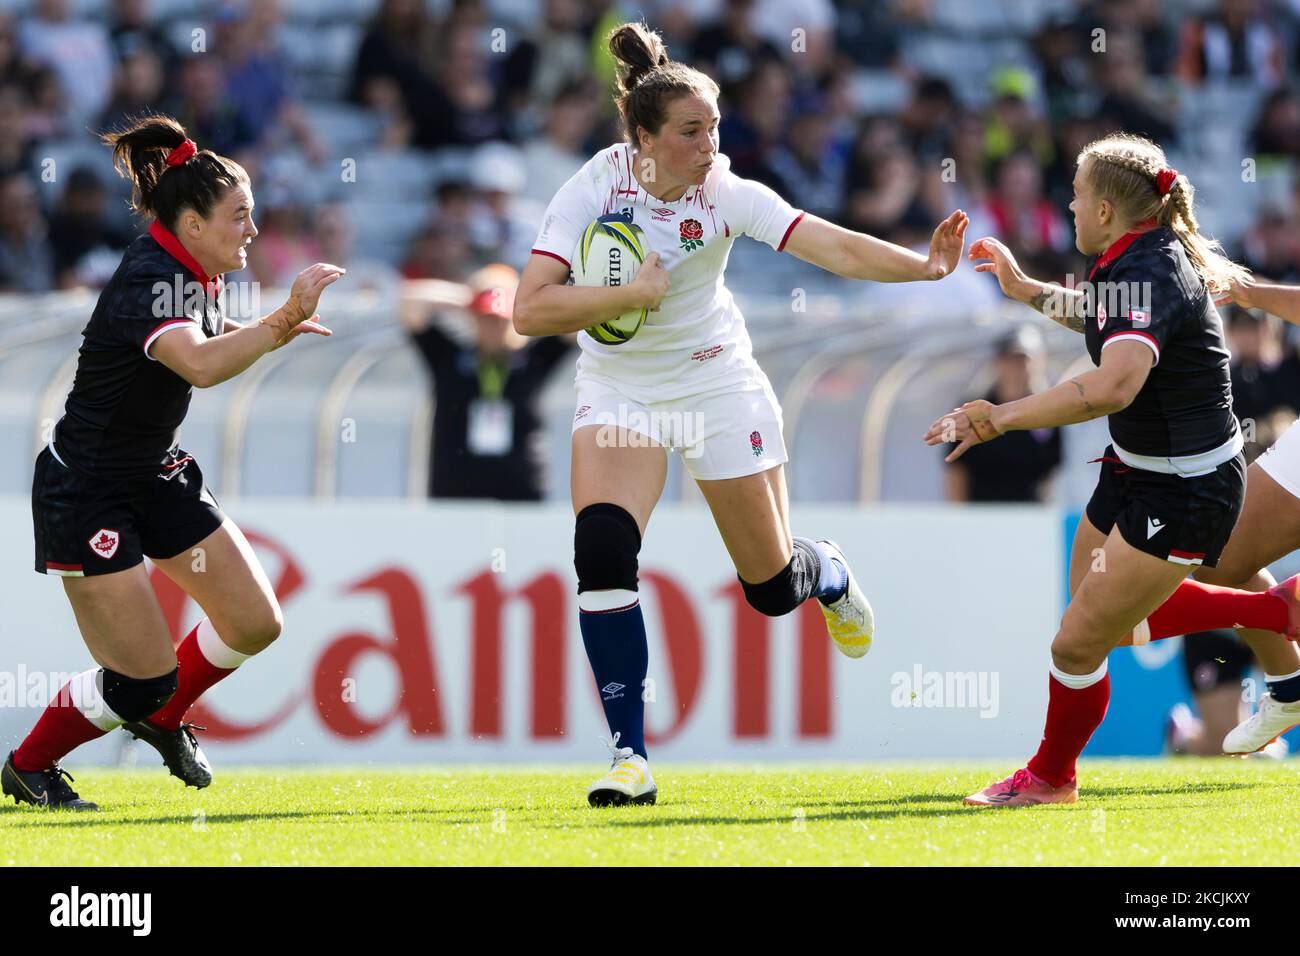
926,133 -> 1257,807
2,116 -> 343,810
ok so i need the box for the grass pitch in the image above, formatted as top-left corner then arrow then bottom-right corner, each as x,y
3,760 -> 1295,866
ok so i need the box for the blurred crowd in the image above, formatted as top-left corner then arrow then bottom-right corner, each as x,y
3,0 -> 1300,295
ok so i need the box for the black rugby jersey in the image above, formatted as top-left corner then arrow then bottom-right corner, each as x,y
53,221 -> 224,479
1083,224 -> 1237,459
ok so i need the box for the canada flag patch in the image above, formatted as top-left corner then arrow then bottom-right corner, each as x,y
88,528 -> 120,560
1127,309 -> 1150,328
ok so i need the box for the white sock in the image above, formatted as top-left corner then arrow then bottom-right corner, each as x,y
61,668 -> 123,731
195,618 -> 252,669
1050,658 -> 1108,690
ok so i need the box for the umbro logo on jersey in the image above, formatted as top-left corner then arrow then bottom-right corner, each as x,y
652,207 -> 674,217
600,682 -> 626,700
1147,517 -> 1165,539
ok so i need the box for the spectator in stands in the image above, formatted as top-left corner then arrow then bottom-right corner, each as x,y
401,219 -> 471,283
1035,15 -> 1090,123
899,76 -> 957,162
1178,0 -> 1284,87
98,41 -> 165,134
107,0 -> 172,67
717,58 -> 790,188
944,326 -> 1062,503
749,0 -> 835,80
17,0 -> 113,126
982,150 -> 1071,262
403,264 -> 574,501
414,23 -> 510,149
0,14 -> 32,88
767,94 -> 846,220
0,83 -> 37,178
23,62 -> 67,142
1081,0 -> 1178,77
165,55 -> 259,160
0,172 -> 53,294
834,0 -> 904,70
690,0 -> 783,101
1091,30 -> 1178,146
501,0 -> 593,128
310,201 -> 396,292
520,77 -> 601,207
983,70 -> 1053,168
349,0 -> 439,132
844,115 -> 931,243
1239,205 -> 1300,283
46,167 -> 129,289
467,143 -> 543,270
213,0 -> 325,165
245,179 -> 320,288
1251,87 -> 1300,161
1225,306 -> 1300,458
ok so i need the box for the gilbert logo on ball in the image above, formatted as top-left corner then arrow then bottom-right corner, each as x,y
574,213 -> 650,346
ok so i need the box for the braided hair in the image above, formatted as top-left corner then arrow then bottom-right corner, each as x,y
1078,133 -> 1249,295
608,21 -> 719,151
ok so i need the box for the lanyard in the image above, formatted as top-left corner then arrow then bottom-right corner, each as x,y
477,357 -> 509,400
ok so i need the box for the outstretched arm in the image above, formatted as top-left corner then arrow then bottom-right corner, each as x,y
924,340 -> 1153,462
968,236 -> 1086,333
781,210 -> 969,282
153,263 -> 342,388
1220,277 -> 1300,325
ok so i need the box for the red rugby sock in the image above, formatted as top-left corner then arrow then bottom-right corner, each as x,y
1026,665 -> 1110,788
13,670 -> 117,771
147,620 -> 248,730
1136,578 -> 1287,643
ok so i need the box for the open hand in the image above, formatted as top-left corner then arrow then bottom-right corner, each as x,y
924,210 -> 969,280
923,399 -> 1003,462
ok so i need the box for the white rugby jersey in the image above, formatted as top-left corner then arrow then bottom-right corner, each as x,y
531,142 -> 804,403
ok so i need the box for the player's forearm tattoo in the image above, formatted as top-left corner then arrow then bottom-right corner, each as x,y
1026,286 -> 1085,333
1071,378 -> 1096,416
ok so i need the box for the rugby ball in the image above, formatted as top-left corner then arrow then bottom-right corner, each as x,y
573,214 -> 649,345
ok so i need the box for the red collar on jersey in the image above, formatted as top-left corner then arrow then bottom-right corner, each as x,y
148,219 -> 223,295
1088,217 -> 1158,280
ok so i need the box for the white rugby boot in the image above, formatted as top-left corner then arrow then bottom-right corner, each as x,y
817,540 -> 875,659
1223,692 -> 1300,755
587,733 -> 656,807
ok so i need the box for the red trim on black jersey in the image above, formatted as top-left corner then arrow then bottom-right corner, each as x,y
1103,329 -> 1161,361
1087,218 -> 1158,281
148,220 -> 223,295
777,211 -> 806,252
531,248 -> 570,269
45,562 -> 83,572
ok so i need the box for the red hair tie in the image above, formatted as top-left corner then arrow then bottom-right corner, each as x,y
1155,166 -> 1179,195
165,138 -> 197,167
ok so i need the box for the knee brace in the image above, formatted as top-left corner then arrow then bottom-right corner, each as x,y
100,667 -> 179,723
574,503 -> 641,593
741,539 -> 819,617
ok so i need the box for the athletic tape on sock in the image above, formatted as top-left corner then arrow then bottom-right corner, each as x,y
63,668 -> 123,731
1049,659 -> 1108,690
1131,619 -> 1151,646
578,589 -> 640,614
196,618 -> 252,669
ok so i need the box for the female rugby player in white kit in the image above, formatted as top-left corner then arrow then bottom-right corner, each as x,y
513,22 -> 968,805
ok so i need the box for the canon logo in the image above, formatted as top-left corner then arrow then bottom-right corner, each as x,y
147,531 -> 832,744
